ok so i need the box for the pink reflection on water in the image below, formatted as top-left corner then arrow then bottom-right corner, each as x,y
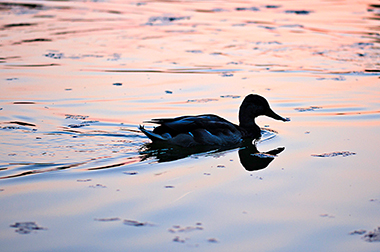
0,0 -> 379,251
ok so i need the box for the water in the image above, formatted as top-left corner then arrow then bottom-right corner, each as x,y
0,0 -> 379,251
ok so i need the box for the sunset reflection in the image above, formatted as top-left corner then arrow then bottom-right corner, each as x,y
0,0 -> 379,251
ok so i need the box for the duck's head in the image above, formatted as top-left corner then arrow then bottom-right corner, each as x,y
239,94 -> 289,129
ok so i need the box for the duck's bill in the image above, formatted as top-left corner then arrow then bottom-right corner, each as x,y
266,108 -> 290,122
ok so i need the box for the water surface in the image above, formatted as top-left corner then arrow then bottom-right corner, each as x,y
1,0 -> 380,251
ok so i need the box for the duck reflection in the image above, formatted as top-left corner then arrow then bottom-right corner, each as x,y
139,139 -> 285,172
238,140 -> 284,171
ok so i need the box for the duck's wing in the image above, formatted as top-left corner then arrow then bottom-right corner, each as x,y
148,115 -> 239,135
146,115 -> 198,133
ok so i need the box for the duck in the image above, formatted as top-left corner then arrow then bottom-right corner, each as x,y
139,94 -> 289,147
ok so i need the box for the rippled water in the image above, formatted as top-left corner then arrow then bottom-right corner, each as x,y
1,0 -> 379,251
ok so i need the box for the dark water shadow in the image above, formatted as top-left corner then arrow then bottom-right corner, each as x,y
139,139 -> 285,172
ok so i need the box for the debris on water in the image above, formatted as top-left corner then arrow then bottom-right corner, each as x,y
94,217 -> 121,222
204,173 -> 211,175
124,220 -> 146,226
123,219 -> 153,227
235,7 -> 259,11
265,5 -> 281,8
173,236 -> 186,243
1,126 -> 19,130
168,224 -> 203,233
146,16 -> 190,25
154,171 -> 167,176
113,82 -> 122,86
317,76 -> 346,81
83,120 -> 98,124
186,50 -> 203,54
195,8 -> 227,13
165,185 -> 175,188
77,179 -> 92,182
136,2 -> 146,6
10,222 -> 46,234
285,10 -> 312,15
332,76 -> 346,81
220,95 -> 241,99
220,72 -> 234,77
67,123 -> 89,128
363,227 -> 380,242
165,90 -> 173,94
354,42 -> 374,47
107,53 -> 121,61
89,184 -> 107,188
319,214 -> 335,218
349,229 -> 366,235
207,238 -> 218,243
123,171 -> 138,175
312,151 -> 356,157
253,41 -> 281,45
65,114 -> 88,120
1,124 -> 37,132
44,52 -> 64,59
349,226 -> 380,242
187,98 -> 218,103
259,25 -> 276,30
294,106 -> 322,112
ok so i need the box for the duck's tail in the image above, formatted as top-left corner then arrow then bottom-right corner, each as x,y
139,125 -> 169,142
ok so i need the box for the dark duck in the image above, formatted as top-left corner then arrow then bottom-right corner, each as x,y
139,94 -> 289,147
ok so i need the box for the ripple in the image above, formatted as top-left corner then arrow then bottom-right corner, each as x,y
311,151 -> 356,157
146,16 -> 190,26
13,38 -> 51,45
235,7 -> 260,11
91,67 -> 241,74
284,10 -> 312,15
1,23 -> 36,29
5,63 -> 59,68
186,98 -> 219,103
295,106 -> 322,112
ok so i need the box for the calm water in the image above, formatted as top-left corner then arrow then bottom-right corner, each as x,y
1,0 -> 380,251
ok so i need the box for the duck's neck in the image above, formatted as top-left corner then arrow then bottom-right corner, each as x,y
239,118 -> 261,139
